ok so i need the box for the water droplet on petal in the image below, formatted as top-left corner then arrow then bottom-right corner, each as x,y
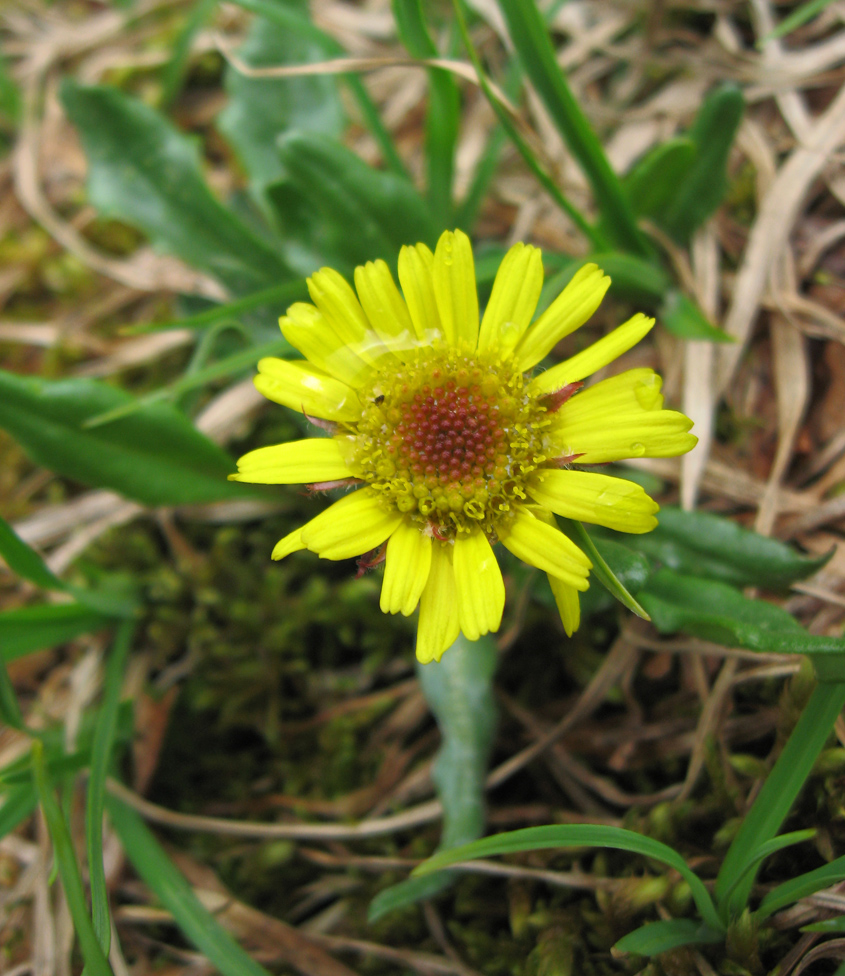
629,442 -> 645,457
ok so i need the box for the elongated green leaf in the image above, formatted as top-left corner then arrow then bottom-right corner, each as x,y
218,0 -> 344,195
0,655 -> 26,732
563,520 -> 650,619
0,516 -> 63,590
60,79 -> 293,294
0,52 -> 20,126
720,829 -> 817,909
716,682 -> 845,918
32,742 -> 113,976
496,0 -> 648,255
107,795 -> 275,976
1,603 -> 111,662
623,138 -> 696,218
614,918 -> 723,956
660,290 -> 733,342
159,0 -> 218,108
0,786 -> 37,840
369,633 -> 498,920
589,252 -> 670,303
393,0 -> 459,227
659,85 -> 744,245
84,337 -> 290,428
627,506 -> 831,590
640,570 -> 845,668
271,130 -> 438,272
229,0 -> 407,178
0,370 -> 249,507
757,853 -> 845,921
760,0 -> 835,44
414,823 -> 723,932
124,281 -> 307,335
87,621 -> 134,955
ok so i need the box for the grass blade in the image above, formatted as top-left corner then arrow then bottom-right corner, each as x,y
563,520 -> 650,620
0,785 -> 38,839
86,620 -> 135,955
107,794 -> 275,976
31,742 -> 113,976
495,0 -> 648,255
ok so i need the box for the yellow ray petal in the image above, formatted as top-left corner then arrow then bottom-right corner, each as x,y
500,510 -> 591,589
231,438 -> 353,485
280,303 -> 373,388
254,357 -> 362,422
548,574 -> 581,636
548,369 -> 696,463
453,531 -> 505,640
271,528 -> 305,561
398,242 -> 439,340
432,229 -> 479,349
528,313 -> 655,395
528,470 -> 659,533
477,243 -> 544,355
300,488 -> 402,560
380,521 -> 432,616
354,259 -> 417,355
515,264 -> 610,370
416,542 -> 460,664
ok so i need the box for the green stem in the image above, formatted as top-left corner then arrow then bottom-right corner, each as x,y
715,680 -> 845,919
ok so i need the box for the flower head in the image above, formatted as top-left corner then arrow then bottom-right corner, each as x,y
232,230 -> 696,663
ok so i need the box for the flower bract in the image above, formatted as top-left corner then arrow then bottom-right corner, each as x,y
232,230 -> 696,663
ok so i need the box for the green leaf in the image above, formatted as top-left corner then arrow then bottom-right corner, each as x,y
631,506 -> 831,590
0,52 -> 21,126
640,570 -> 845,668
60,79 -> 294,294
0,369 -> 250,507
614,919 -> 723,956
758,0 -> 835,45
32,742 -> 113,976
757,852 -> 845,921
659,290 -> 734,343
414,823 -> 723,932
0,516 -> 64,591
393,0 -> 459,227
623,138 -> 696,218
563,520 -> 650,620
0,786 -> 37,840
495,0 -> 648,255
87,620 -> 135,955
659,84 -> 744,245
107,795 -> 276,976
0,603 -> 111,662
271,130 -> 438,272
159,0 -> 218,109
369,633 -> 498,920
218,0 -> 344,196
588,252 -> 671,304
716,682 -> 845,918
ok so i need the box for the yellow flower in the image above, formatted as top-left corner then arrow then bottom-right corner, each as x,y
232,230 -> 696,663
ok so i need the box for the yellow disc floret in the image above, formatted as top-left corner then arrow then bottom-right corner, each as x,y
345,346 -> 551,540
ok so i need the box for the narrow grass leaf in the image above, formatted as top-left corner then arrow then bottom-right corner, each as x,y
660,291 -> 734,343
0,52 -> 21,125
414,823 -> 723,931
587,252 -> 670,304
0,654 -> 27,732
659,84 -> 744,245
0,370 -> 251,507
1,604 -> 111,663
757,852 -> 845,921
716,682 -> 845,918
60,79 -> 294,294
719,829 -> 817,909
159,0 -> 218,109
369,633 -> 498,920
273,130 -> 438,271
454,0 -> 603,250
107,794 -> 275,976
219,0 -> 344,195
495,0 -> 648,255
614,919 -> 724,956
0,516 -> 64,590
625,505 -> 832,589
86,620 -> 134,955
758,0 -> 835,44
563,520 -> 651,620
0,785 -> 37,839
393,0 -> 460,227
31,742 -> 113,976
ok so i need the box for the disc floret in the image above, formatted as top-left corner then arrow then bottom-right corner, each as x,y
347,348 -> 551,539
